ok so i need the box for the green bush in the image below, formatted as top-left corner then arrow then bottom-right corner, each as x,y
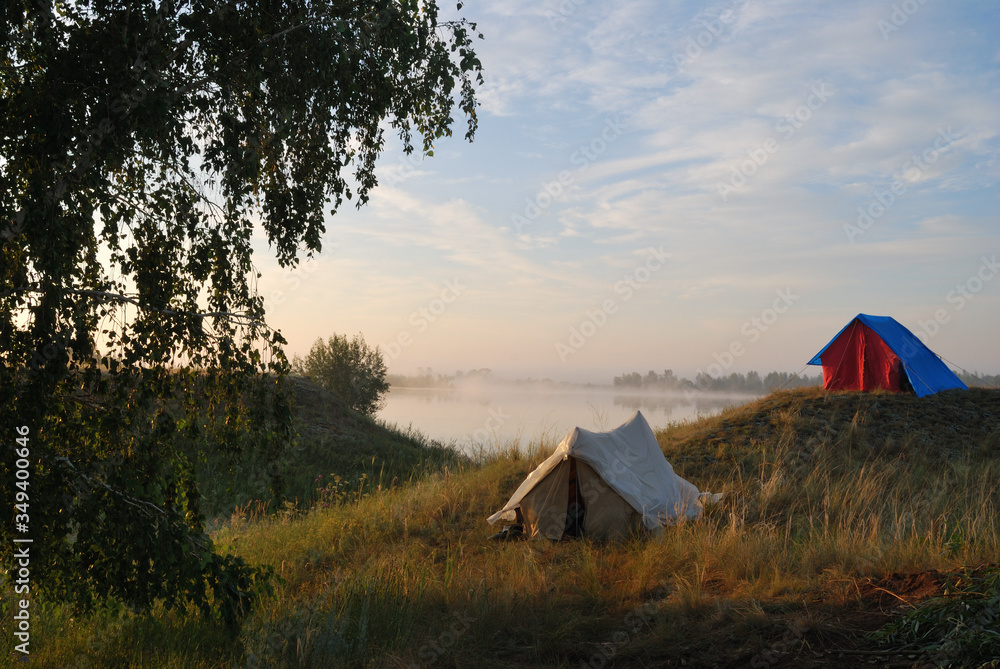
293,334 -> 389,416
872,565 -> 1000,668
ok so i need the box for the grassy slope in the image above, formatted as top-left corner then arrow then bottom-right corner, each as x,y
12,382 -> 1000,668
275,376 -> 466,504
198,375 -> 467,526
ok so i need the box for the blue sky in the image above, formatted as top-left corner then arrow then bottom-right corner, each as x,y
255,0 -> 1000,383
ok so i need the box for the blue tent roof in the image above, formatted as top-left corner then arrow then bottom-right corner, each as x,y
807,314 -> 967,397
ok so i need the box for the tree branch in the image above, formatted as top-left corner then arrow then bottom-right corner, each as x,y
2,286 -> 268,327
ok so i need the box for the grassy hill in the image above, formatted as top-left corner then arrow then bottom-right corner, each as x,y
197,375 -> 466,527
11,381 -> 1000,668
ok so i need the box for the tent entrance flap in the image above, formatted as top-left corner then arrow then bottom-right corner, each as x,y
564,457 -> 585,538
519,459 -> 571,540
821,320 -> 902,392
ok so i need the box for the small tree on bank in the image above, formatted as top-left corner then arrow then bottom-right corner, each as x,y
294,334 -> 389,416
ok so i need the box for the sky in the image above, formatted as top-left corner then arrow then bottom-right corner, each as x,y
254,0 -> 1000,384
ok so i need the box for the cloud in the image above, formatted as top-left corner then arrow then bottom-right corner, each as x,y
264,0 -> 1000,377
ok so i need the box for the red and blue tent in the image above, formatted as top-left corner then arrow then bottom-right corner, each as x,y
807,314 -> 967,397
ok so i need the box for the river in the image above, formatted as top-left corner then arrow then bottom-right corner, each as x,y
377,385 -> 758,454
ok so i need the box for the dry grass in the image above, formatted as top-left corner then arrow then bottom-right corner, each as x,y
8,385 -> 1000,667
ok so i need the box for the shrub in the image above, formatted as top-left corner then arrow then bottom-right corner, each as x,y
872,565 -> 1000,668
293,334 -> 389,416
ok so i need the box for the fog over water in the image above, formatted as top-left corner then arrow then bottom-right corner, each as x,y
378,382 -> 758,454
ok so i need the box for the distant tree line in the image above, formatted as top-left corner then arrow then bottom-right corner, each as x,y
386,367 -> 494,388
384,367 -> 998,393
957,371 -> 1000,388
615,368 -> 1000,392
613,369 -> 822,393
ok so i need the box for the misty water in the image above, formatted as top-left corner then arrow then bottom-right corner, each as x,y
378,384 -> 758,455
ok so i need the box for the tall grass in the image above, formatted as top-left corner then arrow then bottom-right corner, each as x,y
7,387 -> 1000,667
208,419 -> 1000,666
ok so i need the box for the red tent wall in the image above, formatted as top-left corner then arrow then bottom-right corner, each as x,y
820,320 -> 903,392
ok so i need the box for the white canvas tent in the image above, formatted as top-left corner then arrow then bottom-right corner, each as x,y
487,411 -> 705,540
